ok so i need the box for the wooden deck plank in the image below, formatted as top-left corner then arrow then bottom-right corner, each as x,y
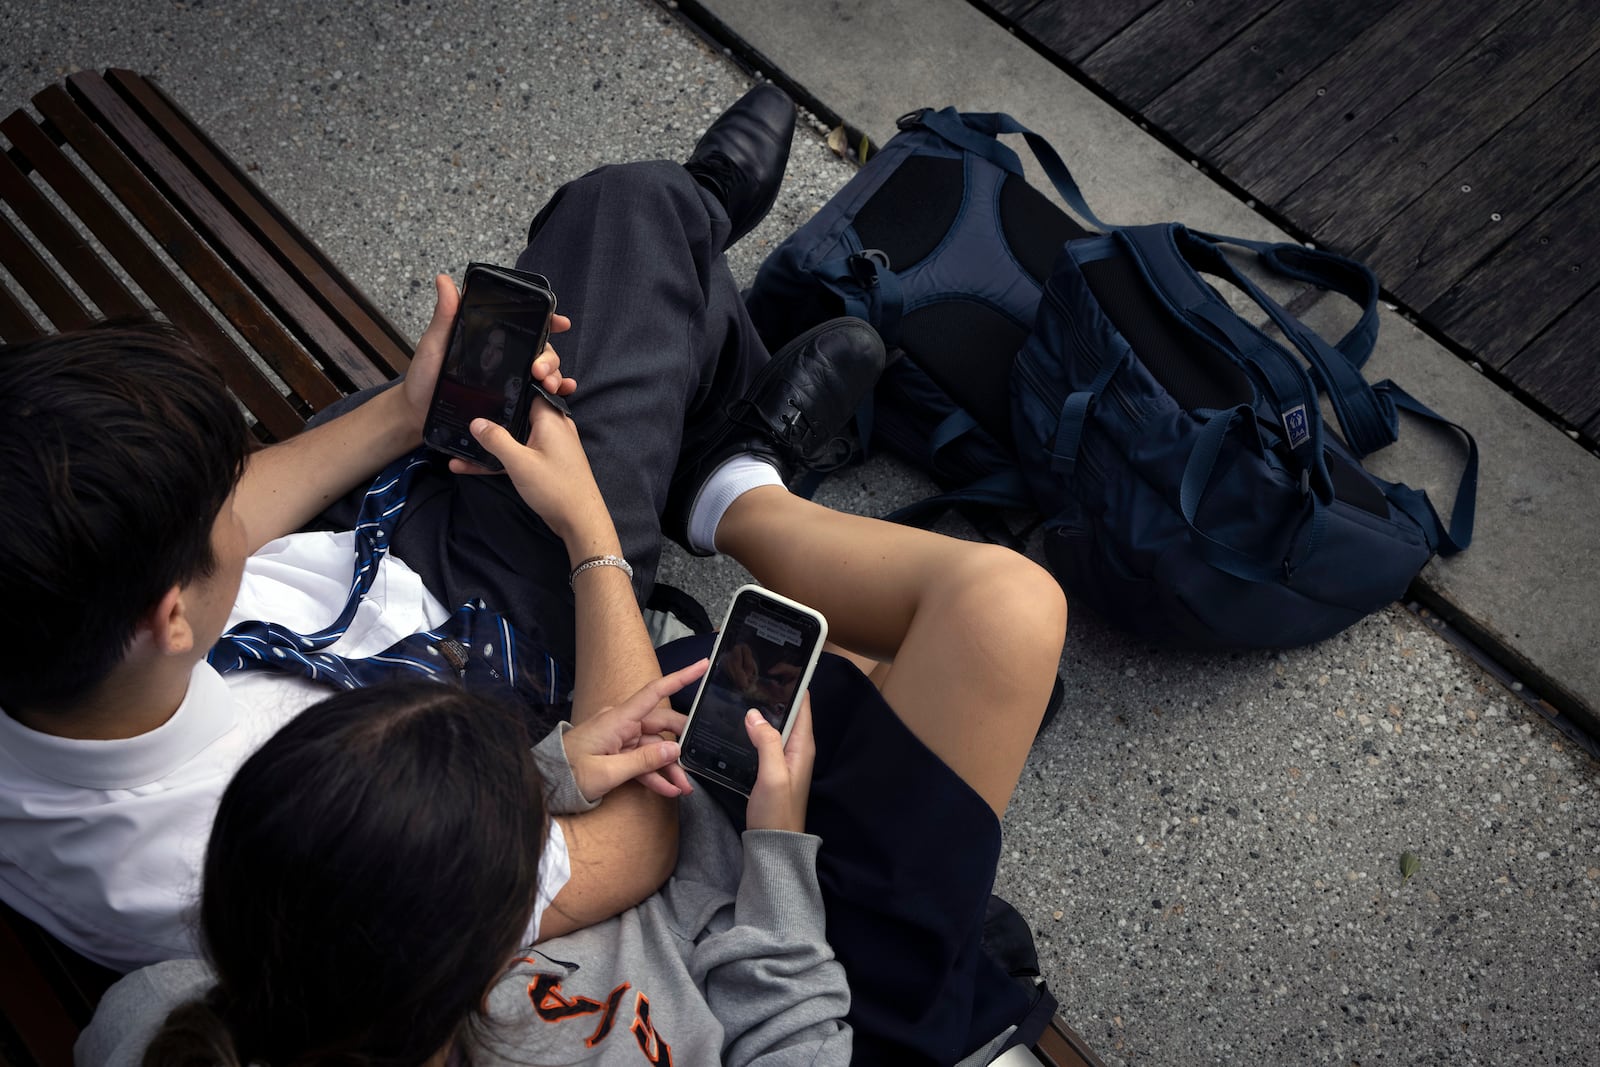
1425,165 -> 1600,370
0,150 -> 145,321
1281,0 -> 1600,254
1369,47 -> 1600,310
1142,0 -> 1394,157
1216,0 -> 1533,205
1496,294 -> 1600,432
1082,0 -> 1284,111
1010,1 -> 1163,66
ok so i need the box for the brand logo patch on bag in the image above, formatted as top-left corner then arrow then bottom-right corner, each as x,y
1282,404 -> 1310,449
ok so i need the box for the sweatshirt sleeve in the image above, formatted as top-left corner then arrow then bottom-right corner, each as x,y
689,829 -> 852,1067
530,721 -> 601,816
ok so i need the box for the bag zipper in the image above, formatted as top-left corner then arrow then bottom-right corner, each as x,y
1022,282 -> 1141,423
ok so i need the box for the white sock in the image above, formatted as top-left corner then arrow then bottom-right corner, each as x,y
687,454 -> 783,554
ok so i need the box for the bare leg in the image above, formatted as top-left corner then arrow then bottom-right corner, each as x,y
715,486 -> 1067,817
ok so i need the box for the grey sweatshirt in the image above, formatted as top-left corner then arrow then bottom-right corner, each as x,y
76,725 -> 854,1066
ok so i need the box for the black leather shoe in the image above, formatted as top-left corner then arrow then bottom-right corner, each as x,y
685,82 -> 796,250
665,318 -> 887,555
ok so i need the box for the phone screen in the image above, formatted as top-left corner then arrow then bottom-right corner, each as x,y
682,590 -> 824,794
424,267 -> 555,467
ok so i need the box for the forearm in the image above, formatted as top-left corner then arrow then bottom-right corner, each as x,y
697,831 -> 852,1065
531,724 -> 677,940
235,384 -> 422,551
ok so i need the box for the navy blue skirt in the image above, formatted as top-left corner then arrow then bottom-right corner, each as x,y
657,635 -> 1027,1066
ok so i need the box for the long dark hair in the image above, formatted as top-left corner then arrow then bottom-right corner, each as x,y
143,683 -> 548,1066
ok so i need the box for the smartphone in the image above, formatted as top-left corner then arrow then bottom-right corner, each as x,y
422,262 -> 565,472
679,585 -> 828,796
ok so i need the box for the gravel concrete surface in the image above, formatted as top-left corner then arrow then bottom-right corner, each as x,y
2,1 -> 1596,1064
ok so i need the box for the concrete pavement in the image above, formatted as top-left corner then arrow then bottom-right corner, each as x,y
1,0 -> 1595,1063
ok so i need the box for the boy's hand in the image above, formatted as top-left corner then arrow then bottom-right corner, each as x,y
401,273 -> 575,433
744,694 -> 815,833
562,660 -> 708,800
461,404 -> 611,549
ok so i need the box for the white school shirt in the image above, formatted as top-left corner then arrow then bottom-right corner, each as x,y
0,531 -> 570,973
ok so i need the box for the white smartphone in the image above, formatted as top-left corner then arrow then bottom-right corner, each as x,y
678,584 -> 828,796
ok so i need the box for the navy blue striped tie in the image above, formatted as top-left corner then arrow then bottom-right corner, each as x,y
209,449 -> 564,706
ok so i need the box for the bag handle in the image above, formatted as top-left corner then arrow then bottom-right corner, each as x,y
906,107 -> 1110,231
1197,234 -> 1381,369
1127,225 -> 1477,556
1180,406 -> 1328,583
1117,226 -> 1336,500
1373,384 -> 1478,554
1131,225 -> 1400,461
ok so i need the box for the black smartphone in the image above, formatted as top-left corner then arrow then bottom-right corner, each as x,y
679,585 -> 828,796
422,262 -> 564,472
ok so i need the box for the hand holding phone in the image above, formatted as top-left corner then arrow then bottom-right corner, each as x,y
679,585 -> 828,797
423,262 -> 563,472
743,695 -> 815,833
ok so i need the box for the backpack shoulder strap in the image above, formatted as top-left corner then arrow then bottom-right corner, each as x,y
907,107 -> 1109,231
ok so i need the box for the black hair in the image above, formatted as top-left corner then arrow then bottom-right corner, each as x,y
0,321 -> 249,710
143,683 -> 548,1067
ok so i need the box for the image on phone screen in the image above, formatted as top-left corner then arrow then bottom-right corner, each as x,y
424,267 -> 555,466
681,590 -> 825,795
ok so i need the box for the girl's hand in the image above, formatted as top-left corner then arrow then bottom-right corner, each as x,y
563,660 -> 709,800
744,693 -> 815,833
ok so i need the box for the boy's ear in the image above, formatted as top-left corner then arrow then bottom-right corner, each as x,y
144,585 -> 195,656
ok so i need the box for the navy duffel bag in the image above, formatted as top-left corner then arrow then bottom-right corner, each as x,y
1012,223 -> 1477,649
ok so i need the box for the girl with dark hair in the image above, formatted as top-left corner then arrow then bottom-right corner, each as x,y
80,653 -> 833,1067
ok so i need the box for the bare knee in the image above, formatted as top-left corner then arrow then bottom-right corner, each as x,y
940,544 -> 1068,686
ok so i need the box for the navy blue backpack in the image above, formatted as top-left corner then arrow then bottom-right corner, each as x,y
746,108 -> 1477,649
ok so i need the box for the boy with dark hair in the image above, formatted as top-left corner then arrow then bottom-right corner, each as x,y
0,323 -> 249,714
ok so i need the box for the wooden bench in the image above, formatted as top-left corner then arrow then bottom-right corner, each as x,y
0,68 -> 1102,1067
0,68 -> 409,437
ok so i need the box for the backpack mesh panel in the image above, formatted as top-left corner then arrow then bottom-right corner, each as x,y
998,174 -> 1092,285
898,300 -> 1027,442
853,156 -> 964,270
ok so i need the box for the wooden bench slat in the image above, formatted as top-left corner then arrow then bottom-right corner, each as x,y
103,70 -> 412,378
0,146 -> 145,321
0,207 -> 93,331
31,81 -> 345,412
0,108 -> 305,441
0,271 -> 45,342
68,74 -> 390,399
